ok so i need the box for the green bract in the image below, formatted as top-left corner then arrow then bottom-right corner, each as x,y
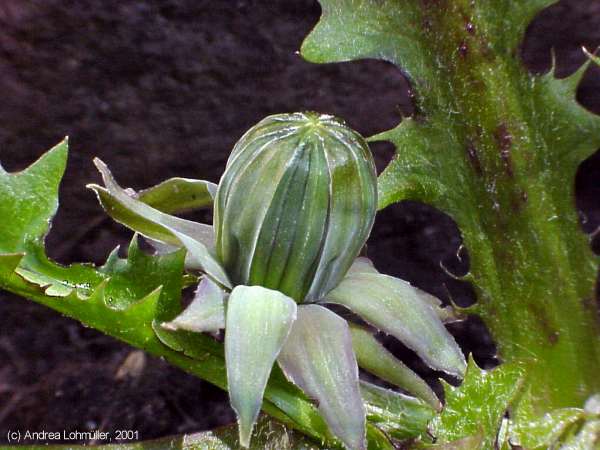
214,112 -> 377,302
87,112 -> 465,450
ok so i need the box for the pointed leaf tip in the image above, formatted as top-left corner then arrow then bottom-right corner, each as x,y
278,305 -> 366,450
583,46 -> 600,67
0,141 -> 69,253
431,357 -> 526,447
225,286 -> 297,448
326,272 -> 466,378
90,158 -> 230,287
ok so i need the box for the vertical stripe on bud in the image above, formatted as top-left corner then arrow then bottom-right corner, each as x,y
215,112 -> 377,302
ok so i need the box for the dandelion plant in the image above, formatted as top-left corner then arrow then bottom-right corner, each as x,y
2,1 -> 600,449
90,112 -> 464,449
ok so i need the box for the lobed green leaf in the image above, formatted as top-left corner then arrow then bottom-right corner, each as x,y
0,145 -> 334,447
303,0 -> 600,437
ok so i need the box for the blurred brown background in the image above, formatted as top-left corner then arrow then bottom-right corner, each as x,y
0,0 -> 599,445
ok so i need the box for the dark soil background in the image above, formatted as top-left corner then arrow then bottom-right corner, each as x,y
0,0 -> 599,445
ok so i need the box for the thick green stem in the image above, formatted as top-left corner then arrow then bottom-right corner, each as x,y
413,0 -> 600,413
307,0 -> 600,417
466,175 -> 600,411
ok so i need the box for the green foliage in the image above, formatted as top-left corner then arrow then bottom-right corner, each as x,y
428,357 -> 525,448
303,0 -> 600,445
350,325 -> 441,410
135,177 -> 217,214
360,382 -> 435,442
508,406 -> 585,449
3,1 -> 600,448
0,142 -> 332,447
326,270 -> 465,378
0,142 -> 433,449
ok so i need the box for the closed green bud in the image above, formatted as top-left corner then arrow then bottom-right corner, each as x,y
214,112 -> 377,302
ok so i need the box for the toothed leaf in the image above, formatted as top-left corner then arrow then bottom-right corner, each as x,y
429,357 -> 526,448
583,47 -> 600,67
509,407 -> 584,449
0,146 -> 342,448
558,419 -> 600,450
304,0 -> 600,428
0,140 -> 67,252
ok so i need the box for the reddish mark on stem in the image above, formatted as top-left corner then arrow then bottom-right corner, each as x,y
466,140 -> 483,175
